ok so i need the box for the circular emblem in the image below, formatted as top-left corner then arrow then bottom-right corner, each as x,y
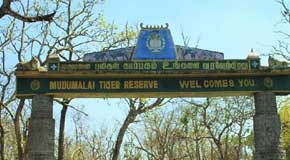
264,77 -> 273,88
146,33 -> 165,53
30,80 -> 40,91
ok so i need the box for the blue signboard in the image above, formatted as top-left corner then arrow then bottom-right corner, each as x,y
133,24 -> 176,60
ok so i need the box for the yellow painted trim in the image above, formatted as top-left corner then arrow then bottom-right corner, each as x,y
16,90 -> 290,98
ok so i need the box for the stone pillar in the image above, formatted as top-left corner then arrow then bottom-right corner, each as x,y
254,92 -> 280,160
27,94 -> 55,160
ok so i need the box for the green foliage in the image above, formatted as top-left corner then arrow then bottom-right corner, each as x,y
244,130 -> 254,145
279,104 -> 290,153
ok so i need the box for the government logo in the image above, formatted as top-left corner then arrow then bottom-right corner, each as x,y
146,33 -> 165,53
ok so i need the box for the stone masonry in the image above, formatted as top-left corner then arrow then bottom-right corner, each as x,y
254,92 -> 281,160
27,95 -> 55,160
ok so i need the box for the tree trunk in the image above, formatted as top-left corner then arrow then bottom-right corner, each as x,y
14,99 -> 25,160
184,125 -> 194,160
224,133 -> 229,160
286,147 -> 290,160
236,124 -> 243,160
210,142 -> 214,160
194,121 -> 201,160
0,97 -> 5,160
195,139 -> 201,160
0,120 -> 4,160
216,143 -> 224,160
112,110 -> 137,160
58,104 -> 68,160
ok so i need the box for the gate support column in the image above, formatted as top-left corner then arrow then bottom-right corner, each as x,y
27,94 -> 55,160
254,92 -> 280,160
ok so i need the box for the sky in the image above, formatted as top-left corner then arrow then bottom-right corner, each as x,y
101,0 -> 283,61
49,0 -> 288,132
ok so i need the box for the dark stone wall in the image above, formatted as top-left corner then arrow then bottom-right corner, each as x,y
254,92 -> 281,160
27,95 -> 55,160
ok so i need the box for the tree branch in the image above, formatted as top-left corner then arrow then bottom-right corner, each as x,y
0,0 -> 56,22
6,9 -> 56,22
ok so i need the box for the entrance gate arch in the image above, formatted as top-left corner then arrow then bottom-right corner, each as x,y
16,24 -> 283,160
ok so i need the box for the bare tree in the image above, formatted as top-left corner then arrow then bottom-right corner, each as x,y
55,98 -> 71,160
179,101 -> 210,160
271,0 -> 290,61
112,98 -> 165,160
184,97 -> 253,160
133,109 -> 188,160
83,128 -> 115,160
103,97 -> 254,160
0,0 -> 137,159
0,17 -> 17,160
0,0 -> 55,22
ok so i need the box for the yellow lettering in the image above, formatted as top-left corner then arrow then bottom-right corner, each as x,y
124,80 -> 158,89
87,81 -> 95,89
179,80 -> 189,88
99,81 -> 120,89
78,81 -> 83,89
49,81 -> 94,90
49,81 -> 57,89
154,81 -> 158,88
203,80 -> 234,88
238,79 -> 255,87
229,80 -> 234,87
179,80 -> 202,88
